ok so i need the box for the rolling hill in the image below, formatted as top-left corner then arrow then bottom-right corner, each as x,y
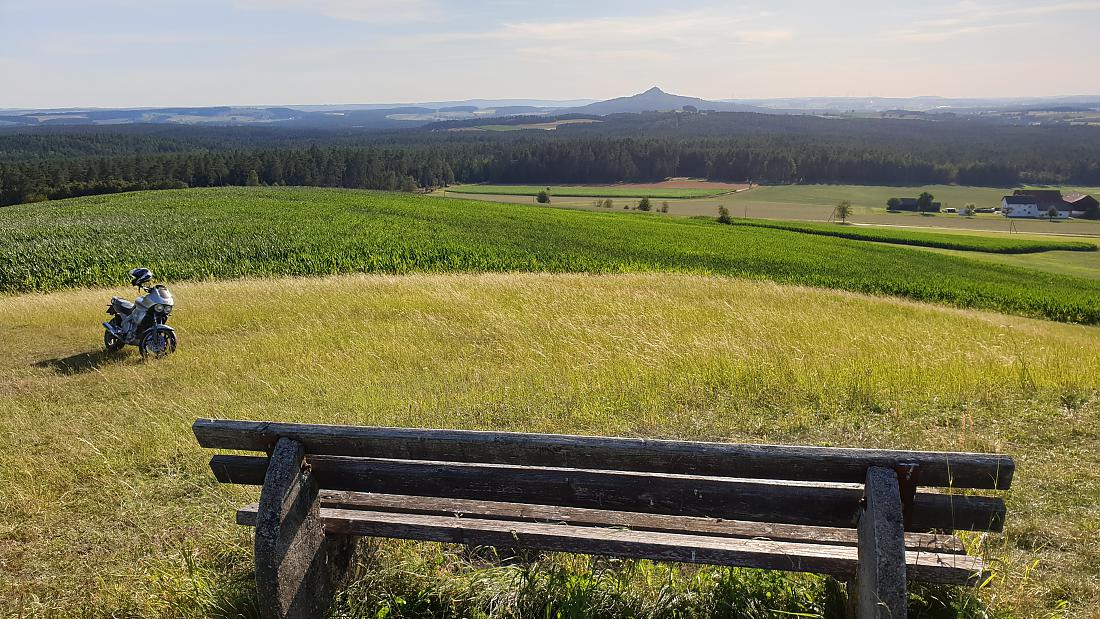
571,87 -> 770,115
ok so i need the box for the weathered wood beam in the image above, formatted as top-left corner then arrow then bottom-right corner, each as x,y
235,492 -> 966,553
856,466 -> 908,619
210,455 -> 1006,532
253,438 -> 357,619
193,419 -> 1014,489
235,505 -> 983,585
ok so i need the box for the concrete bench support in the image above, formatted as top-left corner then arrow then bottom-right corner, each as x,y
254,438 -> 357,619
856,466 -> 907,618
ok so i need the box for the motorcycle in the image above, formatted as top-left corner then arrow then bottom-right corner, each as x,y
103,267 -> 178,359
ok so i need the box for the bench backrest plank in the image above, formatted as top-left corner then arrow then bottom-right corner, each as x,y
193,419 -> 1014,490
210,454 -> 1006,532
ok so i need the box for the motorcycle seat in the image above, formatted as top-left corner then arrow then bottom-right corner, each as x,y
111,297 -> 135,314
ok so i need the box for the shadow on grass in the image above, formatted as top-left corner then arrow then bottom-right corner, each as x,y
325,549 -> 994,619
114,542 -> 992,619
34,348 -> 129,375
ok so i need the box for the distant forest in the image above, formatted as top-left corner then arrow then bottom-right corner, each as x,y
3,111 -> 1100,207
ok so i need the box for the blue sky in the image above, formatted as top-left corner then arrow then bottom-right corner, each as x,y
2,0 -> 1099,108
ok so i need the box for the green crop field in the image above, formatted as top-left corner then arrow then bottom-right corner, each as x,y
2,272 -> 1099,616
3,187 -> 1100,324
3,187 -> 1100,617
726,218 -> 1098,254
445,184 -> 732,198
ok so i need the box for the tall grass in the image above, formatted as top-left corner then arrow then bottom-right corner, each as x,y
1,273 -> 1097,616
2,187 -> 1100,324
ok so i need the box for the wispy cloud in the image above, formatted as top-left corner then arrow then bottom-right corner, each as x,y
884,0 -> 1100,41
517,46 -> 675,63
888,22 -> 1023,42
234,0 -> 441,23
33,31 -> 259,57
396,9 -> 794,54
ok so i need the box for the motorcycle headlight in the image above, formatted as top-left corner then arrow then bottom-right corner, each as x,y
154,304 -> 166,313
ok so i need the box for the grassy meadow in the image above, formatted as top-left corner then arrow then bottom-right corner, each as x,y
2,273 -> 1099,617
725,184 -> 1100,213
444,184 -> 733,198
924,245 -> 1100,281
4,187 -> 1100,324
725,218 -> 1097,254
448,183 -> 1100,236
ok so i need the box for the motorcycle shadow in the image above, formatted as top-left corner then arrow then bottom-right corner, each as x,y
34,348 -> 130,375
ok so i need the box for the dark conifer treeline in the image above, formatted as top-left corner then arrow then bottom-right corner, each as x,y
3,112 -> 1100,207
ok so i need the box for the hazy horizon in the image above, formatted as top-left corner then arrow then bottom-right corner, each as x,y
6,90 -> 1100,113
3,0 -> 1100,108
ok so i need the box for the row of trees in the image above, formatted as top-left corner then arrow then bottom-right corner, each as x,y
0,146 -> 455,206
3,117 -> 1100,206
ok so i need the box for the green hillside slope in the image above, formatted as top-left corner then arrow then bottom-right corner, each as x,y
2,187 -> 1099,323
3,273 -> 1098,616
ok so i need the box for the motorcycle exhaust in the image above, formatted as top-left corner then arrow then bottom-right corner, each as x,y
103,322 -> 123,337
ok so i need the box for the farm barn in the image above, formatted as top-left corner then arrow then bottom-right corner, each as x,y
1064,192 -> 1100,218
1001,195 -> 1069,219
1001,189 -> 1096,219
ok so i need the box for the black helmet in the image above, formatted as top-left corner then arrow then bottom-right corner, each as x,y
130,267 -> 153,287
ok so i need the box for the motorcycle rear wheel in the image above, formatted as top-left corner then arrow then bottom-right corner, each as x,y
139,330 -> 177,359
104,329 -> 124,352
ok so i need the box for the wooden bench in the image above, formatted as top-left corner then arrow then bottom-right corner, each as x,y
194,418 -> 1014,619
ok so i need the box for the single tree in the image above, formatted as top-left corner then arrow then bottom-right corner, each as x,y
638,197 -> 652,211
717,205 -> 731,224
245,169 -> 260,186
962,203 -> 976,217
604,198 -> 614,209
916,192 -> 935,212
1048,205 -> 1060,220
536,189 -> 551,204
834,199 -> 853,223
886,197 -> 901,211
661,201 -> 670,213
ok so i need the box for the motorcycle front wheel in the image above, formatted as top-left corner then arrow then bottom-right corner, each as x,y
139,330 -> 177,359
104,329 -> 124,352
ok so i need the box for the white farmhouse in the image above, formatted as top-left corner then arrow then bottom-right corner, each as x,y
1001,195 -> 1069,219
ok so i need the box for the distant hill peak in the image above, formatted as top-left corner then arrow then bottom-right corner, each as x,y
572,87 -> 768,115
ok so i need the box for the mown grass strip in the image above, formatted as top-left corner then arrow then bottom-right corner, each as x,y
726,218 -> 1097,254
447,184 -> 728,198
2,186 -> 1100,324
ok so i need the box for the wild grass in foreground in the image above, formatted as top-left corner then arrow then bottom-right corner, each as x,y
725,217 -> 1097,254
1,273 -> 1097,617
3,187 -> 1100,324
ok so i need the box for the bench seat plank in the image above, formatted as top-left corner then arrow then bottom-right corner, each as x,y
210,455 -> 1007,532
289,491 -> 966,553
235,504 -> 984,585
194,419 -> 1014,489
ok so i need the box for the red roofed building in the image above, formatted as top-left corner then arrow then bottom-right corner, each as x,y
1064,192 -> 1100,219
1003,189 -> 1099,219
